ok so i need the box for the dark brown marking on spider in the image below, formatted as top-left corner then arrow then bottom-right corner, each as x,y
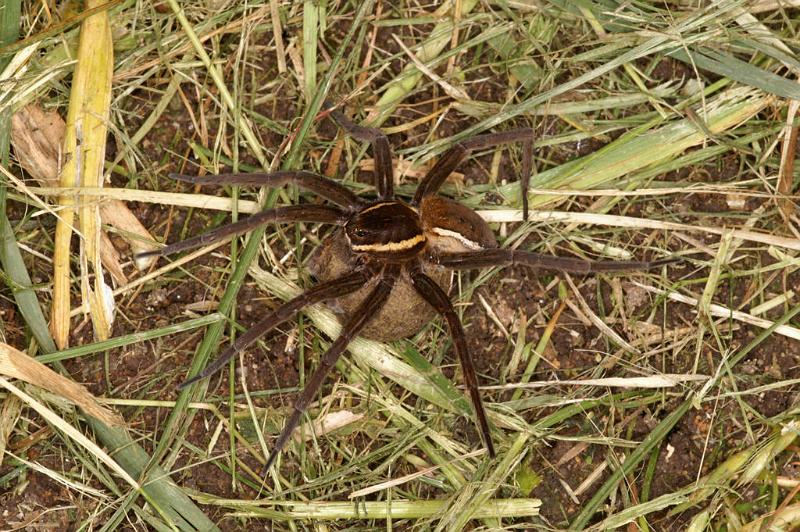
139,102 -> 680,470
345,201 -> 426,259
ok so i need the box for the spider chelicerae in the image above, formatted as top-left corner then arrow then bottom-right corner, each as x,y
140,103 -> 675,470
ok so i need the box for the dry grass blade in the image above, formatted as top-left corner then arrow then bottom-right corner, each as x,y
0,342 -> 121,426
479,209 -> 800,252
348,449 -> 484,499
778,99 -> 799,221
208,498 -> 541,520
0,376 -> 137,487
51,0 -> 114,348
634,282 -> 800,341
0,395 -> 22,468
482,374 -> 709,390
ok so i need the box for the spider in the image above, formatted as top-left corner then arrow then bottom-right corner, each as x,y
140,103 -> 675,470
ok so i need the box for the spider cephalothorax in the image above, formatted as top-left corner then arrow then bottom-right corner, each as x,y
344,201 -> 425,258
140,103 -> 676,470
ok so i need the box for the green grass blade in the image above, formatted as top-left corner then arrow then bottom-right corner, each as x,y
36,314 -> 224,364
0,0 -> 57,354
670,47 -> 800,99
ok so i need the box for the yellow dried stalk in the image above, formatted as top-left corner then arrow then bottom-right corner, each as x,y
51,0 -> 114,348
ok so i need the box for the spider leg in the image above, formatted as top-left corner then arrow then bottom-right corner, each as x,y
169,170 -> 363,210
325,103 -> 394,200
179,269 -> 371,389
409,268 -> 496,458
263,264 -> 399,472
430,249 -> 680,273
413,129 -> 536,218
136,204 -> 348,259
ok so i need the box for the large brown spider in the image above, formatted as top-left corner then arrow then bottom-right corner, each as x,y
140,104 -> 675,470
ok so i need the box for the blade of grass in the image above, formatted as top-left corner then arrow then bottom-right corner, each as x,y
76,0 -> 114,344
36,313 -> 224,364
302,0 -> 318,104
669,47 -> 800,100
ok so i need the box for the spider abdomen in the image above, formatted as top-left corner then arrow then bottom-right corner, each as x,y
421,196 -> 498,254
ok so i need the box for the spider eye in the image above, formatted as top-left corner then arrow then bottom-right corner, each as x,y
354,228 -> 367,238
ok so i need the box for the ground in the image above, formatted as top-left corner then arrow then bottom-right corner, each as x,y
1,1 -> 800,530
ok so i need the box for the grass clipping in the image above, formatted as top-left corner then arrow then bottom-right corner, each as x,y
0,342 -> 121,426
50,0 -> 114,348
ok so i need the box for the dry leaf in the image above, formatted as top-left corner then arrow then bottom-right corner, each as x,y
10,104 -> 158,273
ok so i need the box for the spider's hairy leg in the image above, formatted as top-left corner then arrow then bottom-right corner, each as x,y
413,129 -> 536,218
135,205 -> 348,259
169,170 -> 363,210
263,264 -> 400,472
430,248 -> 681,273
324,102 -> 394,200
179,269 -> 371,389
409,268 -> 496,458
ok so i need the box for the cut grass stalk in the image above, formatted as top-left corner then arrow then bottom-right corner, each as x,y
205,498 -> 542,520
51,0 -> 114,348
